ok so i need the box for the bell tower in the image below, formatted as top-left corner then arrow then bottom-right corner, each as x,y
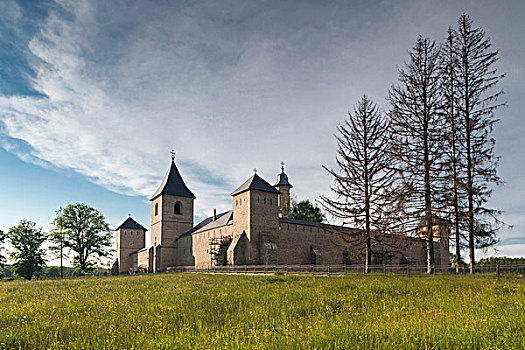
150,153 -> 195,270
274,162 -> 293,217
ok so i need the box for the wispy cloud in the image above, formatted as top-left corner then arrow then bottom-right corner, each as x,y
0,0 -> 401,216
1,0 -> 525,259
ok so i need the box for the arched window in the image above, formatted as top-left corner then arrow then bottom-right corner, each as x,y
175,202 -> 182,215
264,197 -> 267,204
155,203 -> 158,216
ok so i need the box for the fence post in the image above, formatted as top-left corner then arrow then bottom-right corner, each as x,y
496,258 -> 500,280
383,262 -> 387,276
328,264 -> 331,275
406,264 -> 409,276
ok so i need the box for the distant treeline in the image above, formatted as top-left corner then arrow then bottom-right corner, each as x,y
477,257 -> 525,266
1,265 -> 109,280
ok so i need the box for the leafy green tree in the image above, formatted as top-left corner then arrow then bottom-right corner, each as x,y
7,220 -> 47,280
290,200 -> 325,223
49,207 -> 67,278
0,229 -> 5,278
54,203 -> 112,274
44,266 -> 61,278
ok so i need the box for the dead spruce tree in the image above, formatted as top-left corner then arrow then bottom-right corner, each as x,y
453,14 -> 505,273
389,37 -> 447,275
321,95 -> 397,273
440,28 -> 468,274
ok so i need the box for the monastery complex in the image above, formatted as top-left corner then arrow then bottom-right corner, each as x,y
112,158 -> 450,273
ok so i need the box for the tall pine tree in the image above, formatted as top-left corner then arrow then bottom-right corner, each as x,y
440,28 -> 468,274
389,37 -> 447,274
453,14 -> 505,273
321,95 -> 397,273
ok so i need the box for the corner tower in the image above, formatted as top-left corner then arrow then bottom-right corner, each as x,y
274,162 -> 293,217
150,156 -> 195,252
115,216 -> 147,274
231,172 -> 280,264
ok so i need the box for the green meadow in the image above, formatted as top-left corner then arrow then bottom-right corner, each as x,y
0,273 -> 524,349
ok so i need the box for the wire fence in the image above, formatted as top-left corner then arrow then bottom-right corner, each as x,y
165,262 -> 525,279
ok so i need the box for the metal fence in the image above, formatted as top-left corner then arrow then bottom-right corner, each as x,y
165,262 -> 525,279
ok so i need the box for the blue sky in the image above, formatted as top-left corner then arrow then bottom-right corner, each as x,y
1,0 -> 524,265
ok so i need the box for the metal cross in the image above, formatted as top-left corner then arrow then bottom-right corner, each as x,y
281,161 -> 285,171
128,213 -> 131,217
253,168 -> 257,174
170,150 -> 176,161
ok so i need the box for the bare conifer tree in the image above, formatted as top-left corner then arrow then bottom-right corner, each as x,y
388,37 -> 447,275
453,14 -> 505,273
321,95 -> 396,273
440,28 -> 468,274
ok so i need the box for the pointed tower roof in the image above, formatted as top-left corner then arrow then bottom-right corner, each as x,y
275,162 -> 293,188
116,217 -> 147,231
231,173 -> 281,196
150,159 -> 196,201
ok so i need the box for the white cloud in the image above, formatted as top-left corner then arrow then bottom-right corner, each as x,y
477,244 -> 525,259
1,0 -> 524,232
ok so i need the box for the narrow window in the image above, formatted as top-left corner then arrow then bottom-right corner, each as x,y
270,198 -> 272,205
175,202 -> 182,215
155,203 -> 158,216
257,196 -> 259,203
264,197 -> 266,204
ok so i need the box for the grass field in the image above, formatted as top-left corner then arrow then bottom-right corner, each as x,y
0,273 -> 524,349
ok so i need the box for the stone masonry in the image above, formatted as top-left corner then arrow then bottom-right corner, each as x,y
113,159 -> 450,273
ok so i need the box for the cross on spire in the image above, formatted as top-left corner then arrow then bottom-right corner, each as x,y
253,168 -> 258,174
170,150 -> 176,161
281,161 -> 285,172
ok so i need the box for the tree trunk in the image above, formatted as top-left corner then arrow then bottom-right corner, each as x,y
423,84 -> 434,275
464,62 -> 475,274
364,116 -> 371,274
449,88 -> 461,275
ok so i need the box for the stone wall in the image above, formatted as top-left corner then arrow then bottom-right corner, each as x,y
276,223 -> 344,265
191,225 -> 236,269
137,248 -> 150,270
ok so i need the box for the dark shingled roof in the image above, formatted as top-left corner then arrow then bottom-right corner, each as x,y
179,210 -> 233,238
231,174 -> 281,196
116,217 -> 147,231
275,167 -> 293,188
150,160 -> 196,200
279,217 -> 332,229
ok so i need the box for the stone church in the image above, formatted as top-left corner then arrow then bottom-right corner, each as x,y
113,158 -> 450,274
